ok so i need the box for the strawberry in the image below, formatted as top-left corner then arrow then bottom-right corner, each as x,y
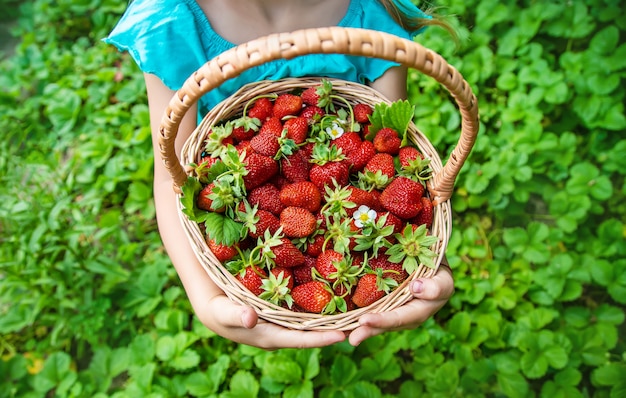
300,80 -> 333,108
280,150 -> 310,183
196,183 -> 225,212
207,238 -> 239,262
398,146 -> 424,167
300,105 -> 325,124
235,265 -> 268,296
235,139 -> 253,155
373,127 -> 401,155
379,176 -> 425,219
305,233 -> 326,257
283,117 -> 308,144
247,97 -> 273,121
248,209 -> 281,239
369,254 -> 409,284
333,132 -> 362,156
353,103 -> 373,124
250,133 -> 280,157
279,181 -> 322,213
309,161 -> 350,190
293,255 -> 317,285
272,238 -> 306,267
247,183 -> 284,215
410,196 -> 434,227
270,266 -> 294,289
378,211 -> 404,234
291,281 -> 333,313
259,116 -> 284,137
242,152 -> 279,190
351,273 -> 386,308
347,140 -> 376,172
345,186 -> 379,216
231,125 -> 256,142
364,153 -> 396,180
272,93 -> 303,119
314,250 -> 344,282
280,206 -> 317,238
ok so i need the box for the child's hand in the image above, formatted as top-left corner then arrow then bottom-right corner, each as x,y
347,264 -> 454,346
195,293 -> 346,350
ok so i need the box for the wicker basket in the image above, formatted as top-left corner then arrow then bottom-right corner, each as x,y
158,27 -> 479,331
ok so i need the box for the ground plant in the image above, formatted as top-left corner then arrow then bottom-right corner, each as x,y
0,0 -> 624,397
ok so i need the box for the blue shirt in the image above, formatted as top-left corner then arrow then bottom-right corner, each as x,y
104,0 -> 428,117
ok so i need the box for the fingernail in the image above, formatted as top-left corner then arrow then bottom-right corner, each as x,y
411,280 -> 423,294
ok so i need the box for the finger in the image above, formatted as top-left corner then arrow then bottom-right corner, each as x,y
410,267 -> 454,301
243,323 -> 347,349
205,295 -> 259,329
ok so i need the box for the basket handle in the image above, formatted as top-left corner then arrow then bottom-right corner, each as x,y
158,27 -> 479,203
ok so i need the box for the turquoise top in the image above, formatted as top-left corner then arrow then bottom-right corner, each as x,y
104,0 -> 429,117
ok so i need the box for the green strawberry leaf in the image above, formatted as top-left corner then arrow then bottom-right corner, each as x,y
204,212 -> 244,246
180,177 -> 212,223
366,100 -> 415,145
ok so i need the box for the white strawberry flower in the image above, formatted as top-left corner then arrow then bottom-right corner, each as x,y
353,205 -> 377,228
326,122 -> 344,140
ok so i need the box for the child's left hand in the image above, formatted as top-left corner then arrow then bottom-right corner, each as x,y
347,264 -> 454,346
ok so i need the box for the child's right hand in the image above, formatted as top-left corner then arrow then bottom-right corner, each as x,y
194,293 -> 346,349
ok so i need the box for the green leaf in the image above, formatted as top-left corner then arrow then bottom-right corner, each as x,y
204,212 -> 244,245
283,380 -> 314,398
497,371 -> 529,398
592,363 -> 626,387
263,354 -> 302,385
448,311 -> 471,340
330,355 -> 358,386
224,370 -> 259,398
366,100 -> 414,142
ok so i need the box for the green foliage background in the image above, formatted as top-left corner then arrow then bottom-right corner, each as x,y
1,0 -> 625,396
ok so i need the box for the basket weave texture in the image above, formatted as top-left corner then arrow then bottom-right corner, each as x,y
158,27 -> 479,331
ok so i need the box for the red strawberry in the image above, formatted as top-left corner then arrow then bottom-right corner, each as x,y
291,281 -> 333,313
235,139 -> 253,155
248,97 -> 273,121
410,196 -> 434,227
345,186 -> 380,216
196,183 -> 225,212
293,255 -> 317,285
354,103 -> 373,124
280,150 -> 311,183
305,233 -> 326,257
309,161 -> 350,190
369,254 -> 409,284
364,153 -> 396,180
259,116 -> 284,137
249,209 -> 281,239
333,132 -> 361,156
207,238 -> 239,262
398,146 -> 424,167
284,117 -> 309,144
270,266 -> 294,289
352,273 -> 385,308
279,181 -> 322,213
373,127 -> 401,155
379,176 -> 425,219
280,206 -> 317,238
236,265 -> 267,296
272,93 -> 303,119
347,140 -> 376,172
232,125 -> 256,142
242,152 -> 279,190
315,250 -> 344,282
248,183 -> 285,215
272,238 -> 306,267
378,211 -> 404,234
301,86 -> 322,106
250,133 -> 280,157
300,105 -> 325,123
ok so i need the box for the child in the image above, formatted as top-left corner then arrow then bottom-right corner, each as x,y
105,0 -> 454,348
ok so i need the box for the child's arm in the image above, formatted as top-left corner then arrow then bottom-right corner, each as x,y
144,73 -> 346,349
346,66 -> 456,346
